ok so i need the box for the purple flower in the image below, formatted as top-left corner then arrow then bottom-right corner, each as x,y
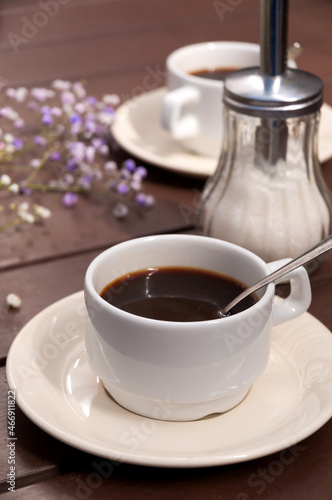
13,138 -> 23,150
86,96 -> 98,106
34,135 -> 47,147
42,113 -> 53,125
135,166 -> 147,179
84,118 -> 97,134
41,105 -> 51,114
70,113 -> 82,124
123,159 -> 136,172
62,192 -> 78,207
135,193 -> 155,207
20,186 -> 32,196
78,175 -> 91,190
49,151 -> 61,161
117,182 -> 129,195
66,157 -> 79,172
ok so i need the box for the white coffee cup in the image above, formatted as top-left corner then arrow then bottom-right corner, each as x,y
84,234 -> 311,421
161,41 -> 295,156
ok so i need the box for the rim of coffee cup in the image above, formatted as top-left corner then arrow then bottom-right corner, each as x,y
166,41 -> 261,88
84,234 -> 275,326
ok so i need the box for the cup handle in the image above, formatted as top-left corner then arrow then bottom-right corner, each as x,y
160,86 -> 200,139
267,258 -> 312,327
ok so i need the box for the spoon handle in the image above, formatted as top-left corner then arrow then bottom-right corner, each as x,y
223,235 -> 332,315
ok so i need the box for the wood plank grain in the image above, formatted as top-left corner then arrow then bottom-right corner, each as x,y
0,1 -> 331,101
0,416 -> 331,498
0,0 -> 331,497
0,250 -> 99,359
0,157 -> 202,269
0,367 -> 107,492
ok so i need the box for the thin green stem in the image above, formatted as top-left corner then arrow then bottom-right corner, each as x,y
27,183 -> 90,194
0,215 -> 22,233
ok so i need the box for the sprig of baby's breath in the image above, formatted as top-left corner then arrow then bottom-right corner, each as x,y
0,78 -> 155,233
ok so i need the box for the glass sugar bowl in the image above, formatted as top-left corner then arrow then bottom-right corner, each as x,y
198,0 -> 331,264
198,102 -> 331,262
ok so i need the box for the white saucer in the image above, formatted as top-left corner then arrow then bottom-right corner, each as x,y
112,87 -> 332,178
6,291 -> 332,468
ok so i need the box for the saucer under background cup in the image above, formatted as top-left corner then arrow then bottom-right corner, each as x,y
112,88 -> 332,178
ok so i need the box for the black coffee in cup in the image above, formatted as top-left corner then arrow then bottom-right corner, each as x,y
100,267 -> 258,322
190,66 -> 239,81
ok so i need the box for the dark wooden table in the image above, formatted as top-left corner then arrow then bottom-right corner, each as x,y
1,1 -> 332,498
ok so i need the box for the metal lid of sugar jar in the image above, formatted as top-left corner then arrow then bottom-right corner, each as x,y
223,67 -> 323,118
223,0 -> 323,118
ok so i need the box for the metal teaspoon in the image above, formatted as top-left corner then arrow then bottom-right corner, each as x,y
219,235 -> 332,317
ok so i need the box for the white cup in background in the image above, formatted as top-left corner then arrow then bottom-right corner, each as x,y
161,41 -> 295,157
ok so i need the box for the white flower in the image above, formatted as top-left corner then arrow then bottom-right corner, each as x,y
75,102 -> 86,114
63,103 -> 74,116
1,106 -> 19,121
72,82 -> 86,99
85,145 -> 95,163
14,118 -> 25,129
8,183 -> 19,193
64,173 -> 75,185
70,141 -> 86,162
31,88 -> 55,102
15,87 -> 28,103
6,88 -> 16,99
30,159 -> 41,168
18,201 -> 29,212
34,204 -> 51,219
18,210 -> 35,223
52,79 -> 71,91
4,133 -> 14,143
51,106 -> 63,117
6,293 -> 22,309
6,87 -> 28,103
0,174 -> 11,187
61,91 -> 76,105
104,161 -> 117,172
5,145 -> 15,154
97,111 -> 114,126
98,144 -> 109,156
102,94 -> 120,106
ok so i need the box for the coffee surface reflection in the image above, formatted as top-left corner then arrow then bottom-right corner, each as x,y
190,66 -> 239,81
100,267 -> 258,321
